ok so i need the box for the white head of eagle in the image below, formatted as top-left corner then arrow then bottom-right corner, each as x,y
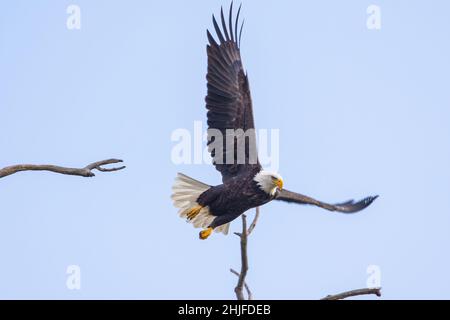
254,170 -> 284,196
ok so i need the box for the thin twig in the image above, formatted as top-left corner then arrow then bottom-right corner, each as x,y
321,287 -> 382,300
0,159 -> 126,179
246,206 -> 260,236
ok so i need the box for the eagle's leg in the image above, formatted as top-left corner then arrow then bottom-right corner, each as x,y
186,205 -> 203,221
199,227 -> 214,240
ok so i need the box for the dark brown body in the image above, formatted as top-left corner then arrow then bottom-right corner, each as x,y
197,168 -> 273,228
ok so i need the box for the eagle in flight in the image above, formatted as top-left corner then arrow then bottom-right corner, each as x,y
172,3 -> 378,240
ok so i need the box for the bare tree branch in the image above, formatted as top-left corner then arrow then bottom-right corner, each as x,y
321,287 -> 382,300
0,159 -> 125,179
232,213 -> 250,300
230,268 -> 253,300
230,206 -> 261,300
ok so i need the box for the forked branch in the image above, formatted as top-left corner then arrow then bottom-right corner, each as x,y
231,207 -> 259,300
0,159 -> 126,179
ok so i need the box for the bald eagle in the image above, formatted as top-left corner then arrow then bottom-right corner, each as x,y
172,4 -> 378,240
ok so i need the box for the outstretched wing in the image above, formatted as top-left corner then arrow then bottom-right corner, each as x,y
206,4 -> 261,182
275,189 -> 378,213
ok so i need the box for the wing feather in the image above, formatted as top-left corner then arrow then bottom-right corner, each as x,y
220,7 -> 230,41
212,15 -> 226,44
228,3 -> 234,42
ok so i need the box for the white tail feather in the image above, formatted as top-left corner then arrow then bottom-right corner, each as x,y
171,173 -> 230,235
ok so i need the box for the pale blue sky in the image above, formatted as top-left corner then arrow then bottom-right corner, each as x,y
1,0 -> 449,299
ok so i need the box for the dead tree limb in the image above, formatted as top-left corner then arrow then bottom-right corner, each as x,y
234,214 -> 249,300
230,268 -> 253,300
0,159 -> 125,179
230,207 -> 261,300
321,287 -> 382,300
230,210 -> 252,300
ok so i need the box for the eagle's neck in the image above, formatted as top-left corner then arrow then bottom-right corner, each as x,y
253,170 -> 278,196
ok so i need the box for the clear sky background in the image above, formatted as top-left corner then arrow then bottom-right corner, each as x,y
1,0 -> 449,299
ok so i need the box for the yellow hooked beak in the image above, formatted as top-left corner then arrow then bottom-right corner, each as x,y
276,178 -> 283,190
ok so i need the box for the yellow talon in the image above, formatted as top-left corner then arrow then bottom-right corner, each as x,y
186,205 -> 203,221
199,227 -> 213,240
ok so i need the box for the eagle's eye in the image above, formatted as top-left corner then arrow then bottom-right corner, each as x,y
271,176 -> 283,190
